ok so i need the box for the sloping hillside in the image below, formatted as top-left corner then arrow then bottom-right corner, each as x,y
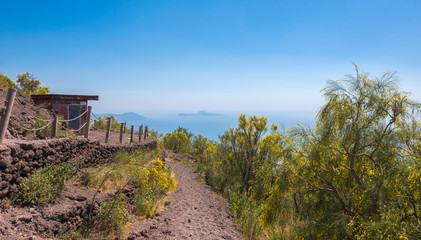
0,89 -> 53,140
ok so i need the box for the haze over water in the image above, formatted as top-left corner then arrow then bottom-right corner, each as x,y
109,111 -> 316,141
3,1 -> 420,141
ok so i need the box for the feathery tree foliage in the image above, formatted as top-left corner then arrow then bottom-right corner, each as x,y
164,66 -> 421,239
0,72 -> 49,96
219,114 -> 268,193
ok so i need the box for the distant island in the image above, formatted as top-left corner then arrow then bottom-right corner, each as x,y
98,112 -> 146,122
178,111 -> 223,117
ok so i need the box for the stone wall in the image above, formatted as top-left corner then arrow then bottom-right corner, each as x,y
0,138 -> 157,199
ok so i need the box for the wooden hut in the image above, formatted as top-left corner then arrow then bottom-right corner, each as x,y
31,94 -> 98,131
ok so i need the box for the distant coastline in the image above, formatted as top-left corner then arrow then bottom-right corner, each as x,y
93,111 -> 314,140
178,111 -> 224,117
97,112 -> 146,121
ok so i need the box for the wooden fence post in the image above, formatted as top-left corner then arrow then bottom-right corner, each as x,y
0,88 -> 17,144
139,125 -> 143,142
105,117 -> 112,143
123,122 -> 126,133
51,114 -> 58,138
119,123 -> 124,144
130,125 -> 134,143
144,126 -> 148,140
84,106 -> 92,138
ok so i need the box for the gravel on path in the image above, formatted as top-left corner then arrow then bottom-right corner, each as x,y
89,129 -> 143,144
127,158 -> 245,240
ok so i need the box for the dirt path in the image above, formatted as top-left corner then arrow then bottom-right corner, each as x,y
127,159 -> 245,240
89,129 -> 143,144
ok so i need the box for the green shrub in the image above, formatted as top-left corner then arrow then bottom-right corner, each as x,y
191,134 -> 210,162
57,227 -> 87,240
193,163 -> 204,174
148,128 -> 160,139
83,150 -> 157,192
92,115 -> 127,132
162,131 -> 191,153
133,160 -> 177,218
22,113 -> 76,139
227,192 -> 262,240
58,128 -> 77,138
93,194 -> 130,237
34,117 -> 52,139
15,162 -> 78,205
83,150 -> 177,219
193,163 -> 206,184
133,186 -> 160,218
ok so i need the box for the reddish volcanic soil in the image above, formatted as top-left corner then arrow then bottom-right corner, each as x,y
88,129 -> 144,144
127,153 -> 245,240
0,151 -> 245,240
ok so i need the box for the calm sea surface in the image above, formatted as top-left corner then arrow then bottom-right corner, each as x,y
114,111 -> 316,141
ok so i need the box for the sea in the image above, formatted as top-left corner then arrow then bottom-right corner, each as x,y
108,111 -> 317,141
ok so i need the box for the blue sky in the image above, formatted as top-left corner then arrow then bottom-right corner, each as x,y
1,0 -> 420,114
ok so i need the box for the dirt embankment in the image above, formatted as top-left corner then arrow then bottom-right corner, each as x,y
0,180 -> 110,240
127,152 -> 245,240
0,149 -> 244,240
0,89 -> 53,140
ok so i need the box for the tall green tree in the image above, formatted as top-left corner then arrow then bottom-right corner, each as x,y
16,72 -> 50,96
219,114 -> 268,193
261,66 -> 421,239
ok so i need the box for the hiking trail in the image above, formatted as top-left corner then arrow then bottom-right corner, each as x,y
127,154 -> 244,240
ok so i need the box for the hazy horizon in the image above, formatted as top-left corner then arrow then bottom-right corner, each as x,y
2,0 -> 420,114
96,110 -> 317,140
94,109 -> 319,121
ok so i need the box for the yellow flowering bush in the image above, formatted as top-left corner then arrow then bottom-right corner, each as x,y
190,66 -> 421,239
84,149 -> 177,232
256,67 -> 421,239
134,159 -> 177,217
163,130 -> 191,153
